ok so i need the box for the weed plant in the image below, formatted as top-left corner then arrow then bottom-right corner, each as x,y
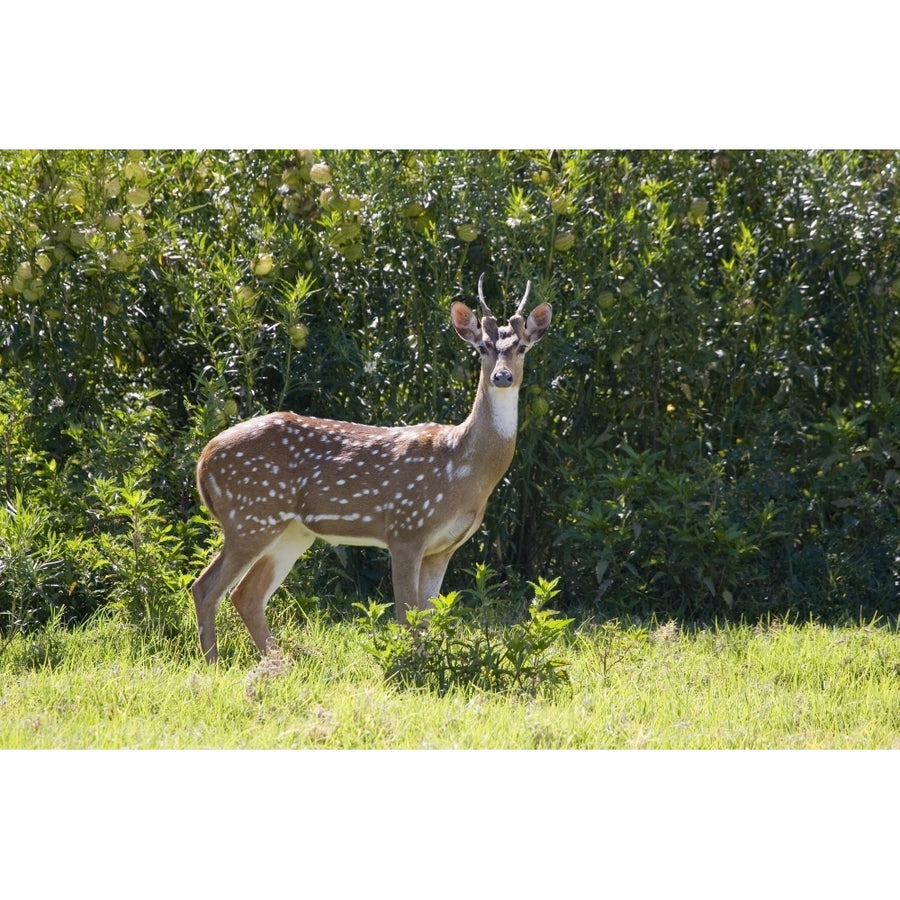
356,575 -> 572,694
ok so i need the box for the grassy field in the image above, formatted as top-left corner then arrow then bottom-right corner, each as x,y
5,607 -> 898,896
2,607 -> 899,749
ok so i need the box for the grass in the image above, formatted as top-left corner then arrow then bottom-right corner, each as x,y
5,606 -> 898,898
2,605 -> 899,749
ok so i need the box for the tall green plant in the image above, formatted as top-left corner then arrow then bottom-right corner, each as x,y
356,576 -> 572,694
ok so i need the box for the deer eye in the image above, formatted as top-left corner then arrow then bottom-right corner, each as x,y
517,344 -> 527,355
478,344 -> 490,356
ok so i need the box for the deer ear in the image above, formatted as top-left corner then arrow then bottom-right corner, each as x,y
451,301 -> 482,345
524,303 -> 552,344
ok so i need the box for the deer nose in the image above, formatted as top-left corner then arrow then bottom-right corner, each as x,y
491,367 -> 514,388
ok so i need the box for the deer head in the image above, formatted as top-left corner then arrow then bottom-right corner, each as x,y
451,273 -> 552,390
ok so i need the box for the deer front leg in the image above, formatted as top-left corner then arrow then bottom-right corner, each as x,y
389,545 -> 424,622
389,546 -> 454,622
419,550 -> 454,608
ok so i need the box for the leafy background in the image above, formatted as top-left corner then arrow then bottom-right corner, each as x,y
2,149 -> 899,642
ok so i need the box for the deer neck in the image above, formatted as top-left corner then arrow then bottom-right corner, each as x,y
450,374 -> 520,482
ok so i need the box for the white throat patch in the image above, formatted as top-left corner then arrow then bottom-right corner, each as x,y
489,386 -> 520,439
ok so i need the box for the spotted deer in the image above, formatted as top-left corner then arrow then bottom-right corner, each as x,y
191,275 -> 552,663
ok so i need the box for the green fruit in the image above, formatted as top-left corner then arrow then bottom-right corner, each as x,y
53,244 -> 74,264
550,192 -> 571,215
109,250 -> 130,271
63,182 -> 86,209
123,159 -> 148,183
310,163 -> 332,184
12,262 -> 31,292
400,202 -> 426,218
233,285 -> 255,304
289,323 -> 309,349
23,280 -> 44,302
223,399 -> 239,418
318,187 -> 341,210
253,253 -> 275,276
126,187 -> 150,207
282,194 -> 304,215
554,231 -> 575,252
457,223 -> 479,242
689,197 -> 709,217
68,229 -> 88,250
281,167 -> 303,190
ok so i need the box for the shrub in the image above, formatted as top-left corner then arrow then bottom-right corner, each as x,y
356,577 -> 572,694
1,149 -> 898,631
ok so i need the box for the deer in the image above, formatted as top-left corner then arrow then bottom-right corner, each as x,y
190,275 -> 553,663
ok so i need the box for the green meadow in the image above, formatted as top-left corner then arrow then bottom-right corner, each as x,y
3,610 -> 898,749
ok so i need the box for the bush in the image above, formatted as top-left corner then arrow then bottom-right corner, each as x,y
356,576 -> 572,694
1,149 -> 898,635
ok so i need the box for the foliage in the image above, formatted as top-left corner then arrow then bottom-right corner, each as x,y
0,491 -> 67,639
1,149 -> 899,640
356,576 -> 572,694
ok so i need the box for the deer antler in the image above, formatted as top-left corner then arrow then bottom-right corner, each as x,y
514,281 -> 531,317
476,273 -> 500,341
508,281 -> 532,342
477,273 -> 494,319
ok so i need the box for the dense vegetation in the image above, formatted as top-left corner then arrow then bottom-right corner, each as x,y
1,149 -> 899,653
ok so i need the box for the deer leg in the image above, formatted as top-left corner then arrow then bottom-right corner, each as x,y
229,557 -> 280,658
419,550 -> 454,608
192,543 -> 261,664
388,547 -> 453,621
229,522 -> 314,658
389,545 -> 424,622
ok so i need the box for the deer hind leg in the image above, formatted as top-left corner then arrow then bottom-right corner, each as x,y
192,542 -> 262,664
229,521 -> 314,658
